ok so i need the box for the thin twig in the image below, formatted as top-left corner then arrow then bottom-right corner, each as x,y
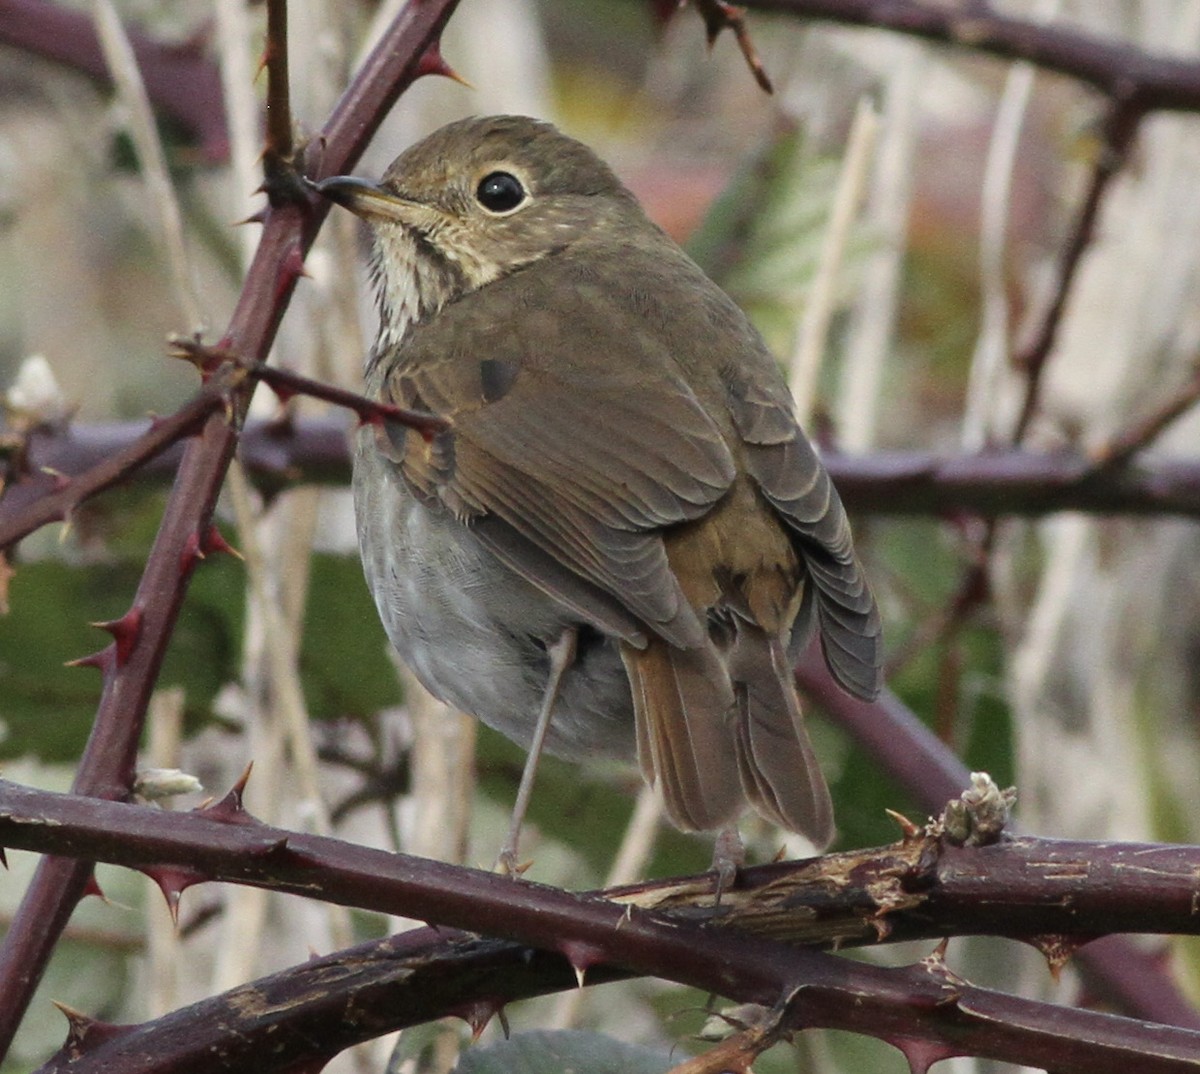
261,0 -> 298,206
247,361 -> 450,438
1090,364 -> 1200,470
0,382 -> 228,552
746,0 -> 1200,112
0,0 -> 464,1050
694,0 -> 775,93
1011,101 -> 1143,442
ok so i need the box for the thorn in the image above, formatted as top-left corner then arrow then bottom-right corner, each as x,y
1028,933 -> 1094,981
81,871 -> 105,901
254,40 -> 272,82
51,1003 -> 133,1058
885,808 -> 922,841
66,647 -> 116,674
202,524 -> 243,560
886,1036 -> 961,1074
449,998 -> 507,1042
868,914 -> 894,942
235,207 -> 268,227
142,865 -> 208,925
180,530 -> 204,575
199,763 -> 256,824
265,376 -> 297,406
558,940 -> 606,988
921,938 -> 952,973
258,835 -> 291,859
39,466 -> 71,492
90,606 -> 143,667
494,854 -> 533,877
277,244 -> 310,299
414,39 -> 472,87
167,335 -> 227,378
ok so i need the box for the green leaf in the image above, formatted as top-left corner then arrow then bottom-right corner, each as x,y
0,557 -> 243,761
686,122 -> 843,357
300,554 -> 403,721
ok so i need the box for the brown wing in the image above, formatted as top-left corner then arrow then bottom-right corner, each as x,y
370,254 -> 738,651
723,368 -> 883,700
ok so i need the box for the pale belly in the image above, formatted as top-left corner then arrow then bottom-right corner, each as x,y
352,439 -> 636,760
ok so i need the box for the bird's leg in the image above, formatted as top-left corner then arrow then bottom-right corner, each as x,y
711,824 -> 745,904
496,626 -> 578,874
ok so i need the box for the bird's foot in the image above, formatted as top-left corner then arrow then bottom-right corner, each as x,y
710,826 -> 745,905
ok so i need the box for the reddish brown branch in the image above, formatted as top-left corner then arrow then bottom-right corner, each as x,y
0,0 -> 464,1052
4,780 -> 1200,1072
0,0 -> 229,163
8,777 -> 1200,947
0,381 -> 230,552
11,416 -> 1200,518
745,0 -> 1200,112
246,362 -> 450,439
260,0 -> 305,209
1091,363 -> 1200,469
171,339 -> 451,437
794,647 -> 1200,1029
262,0 -> 293,167
32,922 -> 1200,1074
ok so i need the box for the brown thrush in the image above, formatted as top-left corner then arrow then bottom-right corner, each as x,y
316,115 -> 881,864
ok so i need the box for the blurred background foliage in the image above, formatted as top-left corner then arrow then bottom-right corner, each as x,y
2,1 -> 1200,1071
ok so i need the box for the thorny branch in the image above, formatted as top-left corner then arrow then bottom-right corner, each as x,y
2,0 -> 1200,1069
0,0 -> 465,1053
0,0 -> 228,163
4,777 -> 1200,1074
8,414 -> 1200,524
746,0 -> 1200,113
1011,101 -> 1143,443
794,649 -> 1200,1030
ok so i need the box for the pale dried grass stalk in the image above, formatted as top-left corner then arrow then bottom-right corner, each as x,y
143,686 -> 186,1019
93,0 -> 202,329
835,39 -> 924,452
961,1 -> 1055,450
789,95 -> 879,426
213,0 -> 263,269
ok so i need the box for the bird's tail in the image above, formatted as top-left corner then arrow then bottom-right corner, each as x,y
729,625 -> 834,846
620,639 -> 742,832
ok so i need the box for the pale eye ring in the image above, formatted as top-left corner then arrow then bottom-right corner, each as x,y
476,171 -> 526,213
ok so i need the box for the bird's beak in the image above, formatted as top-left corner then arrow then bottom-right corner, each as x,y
311,175 -> 422,224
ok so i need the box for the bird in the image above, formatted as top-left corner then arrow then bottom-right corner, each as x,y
315,115 -> 882,869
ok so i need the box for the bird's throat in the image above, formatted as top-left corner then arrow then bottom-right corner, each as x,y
367,228 -> 466,366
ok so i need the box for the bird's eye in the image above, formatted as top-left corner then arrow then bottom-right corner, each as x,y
476,172 -> 526,213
